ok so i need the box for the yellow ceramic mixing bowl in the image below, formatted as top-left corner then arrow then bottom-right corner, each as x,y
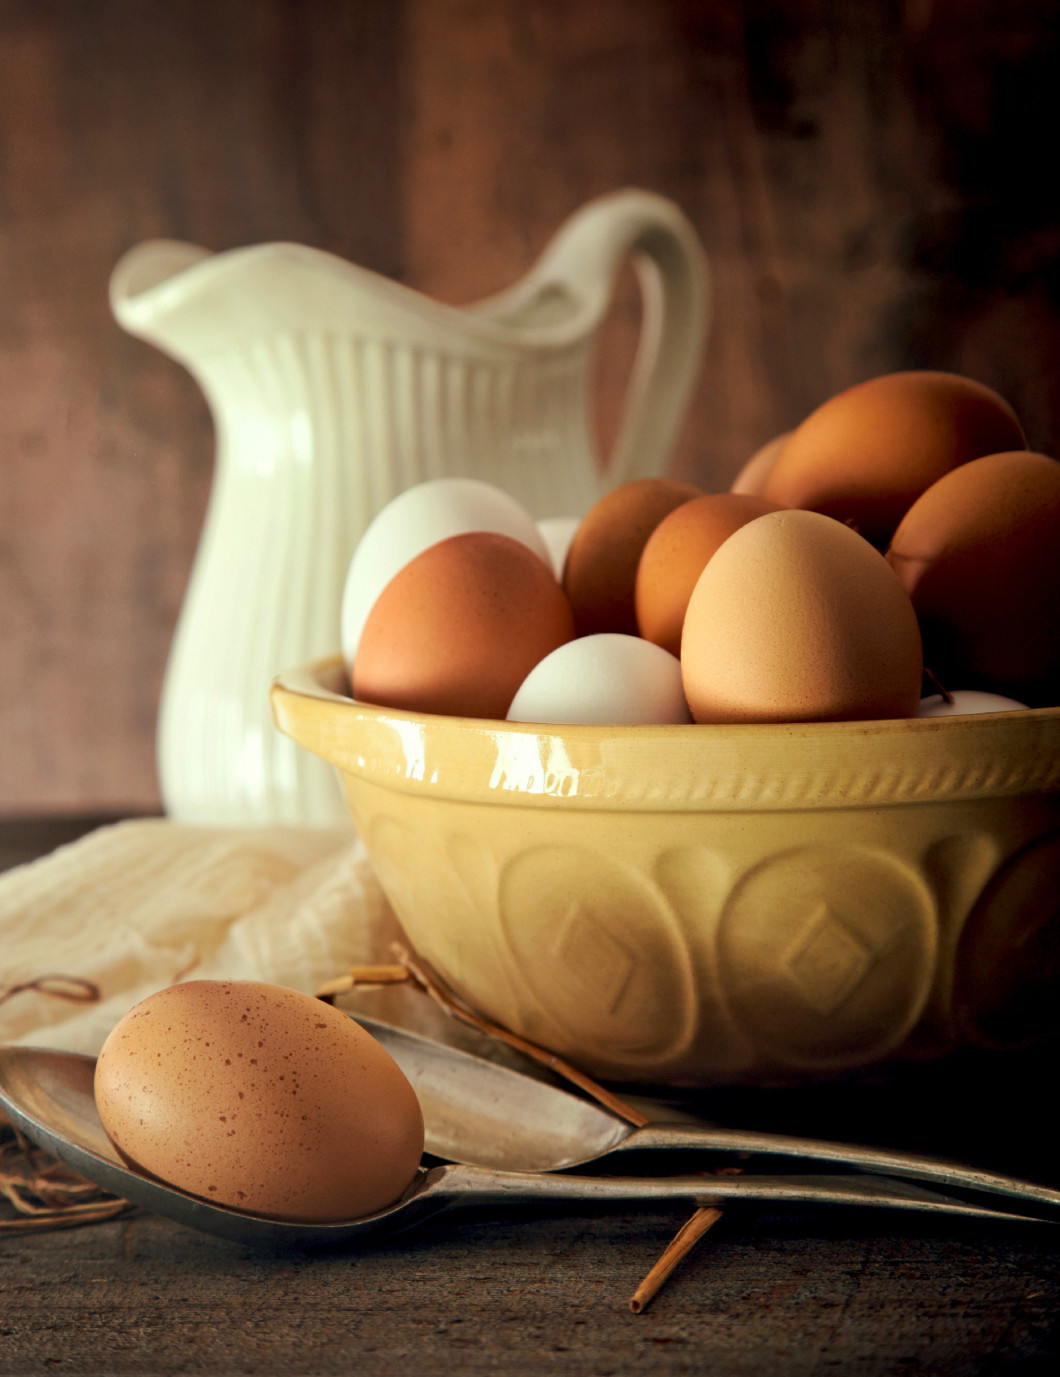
272,656 -> 1060,1085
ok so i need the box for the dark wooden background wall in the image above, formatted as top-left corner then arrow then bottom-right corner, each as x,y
2,0 -> 1058,815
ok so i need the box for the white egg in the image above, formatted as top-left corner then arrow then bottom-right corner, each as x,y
341,478 -> 551,669
918,690 -> 1027,717
536,516 -> 580,580
507,633 -> 692,725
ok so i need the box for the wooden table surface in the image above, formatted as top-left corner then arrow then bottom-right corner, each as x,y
2,817 -> 1058,1376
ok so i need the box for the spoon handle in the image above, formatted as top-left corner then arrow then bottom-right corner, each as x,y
433,1165 -> 1047,1224
618,1124 -> 1060,1210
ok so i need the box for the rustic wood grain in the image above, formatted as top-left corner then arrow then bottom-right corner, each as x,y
0,1192 -> 1057,1375
1,0 -> 1058,812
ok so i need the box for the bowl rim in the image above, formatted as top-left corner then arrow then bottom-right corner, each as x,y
272,656 -> 1060,812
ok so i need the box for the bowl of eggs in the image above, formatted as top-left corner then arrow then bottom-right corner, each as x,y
272,371 -> 1060,1087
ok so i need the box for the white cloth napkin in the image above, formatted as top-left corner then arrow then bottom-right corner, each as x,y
0,819 -> 402,1054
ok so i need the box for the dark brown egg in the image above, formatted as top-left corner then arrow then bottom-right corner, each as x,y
635,492 -> 781,656
562,477 -> 703,635
886,450 -> 1060,704
762,371 -> 1025,548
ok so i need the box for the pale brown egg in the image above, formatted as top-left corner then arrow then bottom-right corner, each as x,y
94,981 -> 425,1223
353,531 -> 575,718
681,509 -> 923,723
635,492 -> 781,656
562,477 -> 703,636
761,371 -> 1025,548
729,432 -> 790,495
886,450 -> 1060,705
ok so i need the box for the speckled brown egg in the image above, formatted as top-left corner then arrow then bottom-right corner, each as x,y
886,450 -> 1060,705
681,509 -> 923,723
635,492 -> 781,656
761,371 -> 1025,548
352,530 -> 575,718
562,477 -> 703,635
94,981 -> 425,1223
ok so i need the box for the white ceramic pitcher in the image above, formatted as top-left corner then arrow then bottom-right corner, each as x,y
110,189 -> 709,826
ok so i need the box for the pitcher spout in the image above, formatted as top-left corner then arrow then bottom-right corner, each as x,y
109,240 -> 215,355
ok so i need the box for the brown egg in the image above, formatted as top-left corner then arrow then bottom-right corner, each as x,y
729,432 -> 790,495
681,509 -> 923,723
761,371 -> 1025,547
562,477 -> 703,636
353,531 -> 575,718
94,981 -> 425,1222
635,492 -> 781,656
886,450 -> 1060,704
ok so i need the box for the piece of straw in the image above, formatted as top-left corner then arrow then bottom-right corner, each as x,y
629,1206 -> 723,1312
319,948 -> 650,1127
1,1117 -> 133,1234
0,1198 -> 133,1235
923,666 -> 955,703
0,974 -> 100,1008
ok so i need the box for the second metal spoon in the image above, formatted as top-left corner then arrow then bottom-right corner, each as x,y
350,1014 -> 1060,1215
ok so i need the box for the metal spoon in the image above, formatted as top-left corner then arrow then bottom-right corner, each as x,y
0,1045 -> 1041,1248
348,1014 -> 1060,1215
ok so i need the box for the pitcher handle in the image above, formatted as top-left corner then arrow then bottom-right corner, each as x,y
520,189 -> 708,487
